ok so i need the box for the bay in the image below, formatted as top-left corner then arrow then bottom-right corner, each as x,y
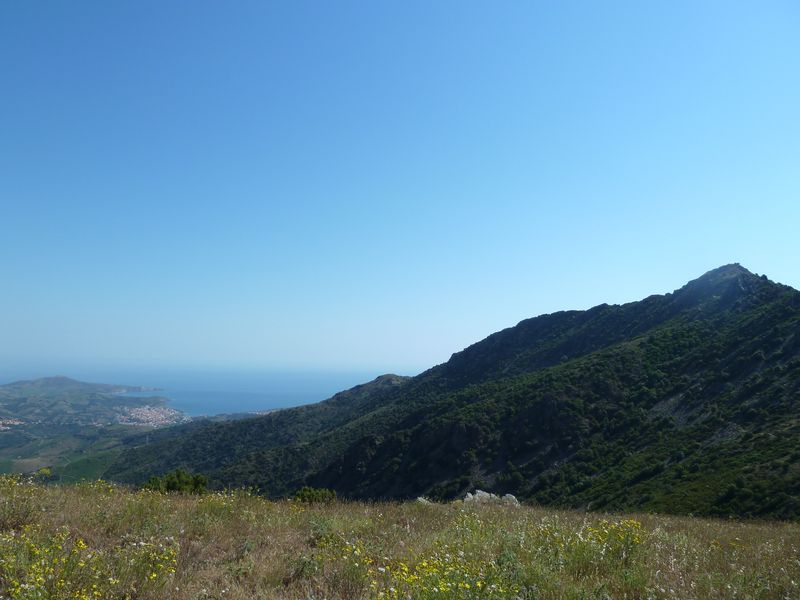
2,368 -> 384,417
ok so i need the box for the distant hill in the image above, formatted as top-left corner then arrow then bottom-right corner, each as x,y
0,377 -> 185,476
0,376 -> 179,426
105,264 -> 800,519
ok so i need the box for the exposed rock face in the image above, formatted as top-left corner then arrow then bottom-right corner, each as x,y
463,490 -> 519,506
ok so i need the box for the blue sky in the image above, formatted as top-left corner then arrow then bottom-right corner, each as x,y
2,1 -> 799,376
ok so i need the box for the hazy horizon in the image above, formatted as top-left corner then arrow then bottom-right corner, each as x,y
0,366 -> 393,416
4,261 -> 796,384
0,364 -> 397,387
2,2 -> 798,373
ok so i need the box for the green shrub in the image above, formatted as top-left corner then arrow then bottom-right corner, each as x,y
293,486 -> 337,503
142,469 -> 207,494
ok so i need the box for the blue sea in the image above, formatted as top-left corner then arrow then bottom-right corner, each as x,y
1,368 -> 387,417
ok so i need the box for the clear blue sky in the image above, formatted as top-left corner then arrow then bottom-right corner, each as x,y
2,1 -> 799,376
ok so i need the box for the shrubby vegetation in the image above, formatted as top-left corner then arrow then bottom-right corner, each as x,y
293,486 -> 336,503
0,476 -> 797,599
143,468 -> 208,494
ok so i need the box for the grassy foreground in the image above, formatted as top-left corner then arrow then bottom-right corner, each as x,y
0,477 -> 798,599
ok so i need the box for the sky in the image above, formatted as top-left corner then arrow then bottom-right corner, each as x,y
1,1 -> 799,377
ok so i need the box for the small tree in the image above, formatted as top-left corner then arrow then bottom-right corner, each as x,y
143,469 -> 207,494
293,486 -> 336,503
34,467 -> 54,482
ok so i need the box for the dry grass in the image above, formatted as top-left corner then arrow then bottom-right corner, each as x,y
0,476 -> 797,599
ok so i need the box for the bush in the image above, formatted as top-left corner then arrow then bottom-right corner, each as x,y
293,486 -> 337,503
142,469 -> 207,494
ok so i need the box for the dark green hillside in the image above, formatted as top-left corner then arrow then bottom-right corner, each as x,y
105,374 -> 410,486
105,265 -> 800,519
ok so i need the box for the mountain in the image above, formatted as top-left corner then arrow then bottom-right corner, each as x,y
105,265 -> 800,519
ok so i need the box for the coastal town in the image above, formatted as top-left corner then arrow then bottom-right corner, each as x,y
115,405 -> 188,427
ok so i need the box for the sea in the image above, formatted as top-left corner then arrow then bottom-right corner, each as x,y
0,368 -> 388,417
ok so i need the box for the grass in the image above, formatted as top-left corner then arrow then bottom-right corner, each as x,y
0,476 -> 797,599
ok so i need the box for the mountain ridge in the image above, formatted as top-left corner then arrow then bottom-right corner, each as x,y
104,265 -> 800,519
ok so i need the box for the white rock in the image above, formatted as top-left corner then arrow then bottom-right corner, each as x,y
474,489 -> 497,502
462,489 -> 518,505
464,489 -> 502,503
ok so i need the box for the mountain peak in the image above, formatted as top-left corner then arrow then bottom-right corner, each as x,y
1,375 -> 81,388
38,376 -> 81,384
674,263 -> 761,300
697,263 -> 754,281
